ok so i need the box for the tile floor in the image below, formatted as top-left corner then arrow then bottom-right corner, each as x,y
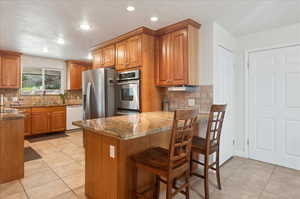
0,130 -> 300,199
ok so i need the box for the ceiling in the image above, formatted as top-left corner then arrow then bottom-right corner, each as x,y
0,0 -> 299,60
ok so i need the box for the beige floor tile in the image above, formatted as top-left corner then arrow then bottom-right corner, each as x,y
26,179 -> 70,199
43,153 -> 75,168
0,180 -> 24,198
264,177 -> 300,198
55,143 -> 78,154
73,186 -> 88,199
52,162 -> 84,178
211,190 -> 259,199
21,167 -> 59,189
62,173 -> 85,190
24,159 -> 49,177
4,191 -> 28,199
50,191 -> 78,199
259,192 -> 289,199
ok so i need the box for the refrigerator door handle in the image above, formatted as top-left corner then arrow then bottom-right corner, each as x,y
86,81 -> 92,119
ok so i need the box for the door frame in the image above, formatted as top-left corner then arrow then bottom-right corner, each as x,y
244,42 -> 300,159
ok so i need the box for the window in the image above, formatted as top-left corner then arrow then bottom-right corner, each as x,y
22,68 -> 63,95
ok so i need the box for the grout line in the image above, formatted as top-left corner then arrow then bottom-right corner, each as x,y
257,164 -> 276,199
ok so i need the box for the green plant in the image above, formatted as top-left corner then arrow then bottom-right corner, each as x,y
59,92 -> 68,104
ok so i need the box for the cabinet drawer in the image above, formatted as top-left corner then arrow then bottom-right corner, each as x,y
49,106 -> 66,112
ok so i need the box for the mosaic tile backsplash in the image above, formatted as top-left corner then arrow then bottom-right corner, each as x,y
164,85 -> 213,113
0,89 -> 82,106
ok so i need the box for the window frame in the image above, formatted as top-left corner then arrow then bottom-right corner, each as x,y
21,67 -> 64,96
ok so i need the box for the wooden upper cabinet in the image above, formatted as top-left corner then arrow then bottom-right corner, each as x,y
156,21 -> 200,86
0,53 -> 21,88
66,60 -> 91,90
158,34 -> 172,86
92,49 -> 102,69
115,41 -> 127,71
171,29 -> 187,85
102,45 -> 115,67
115,35 -> 142,71
127,35 -> 142,69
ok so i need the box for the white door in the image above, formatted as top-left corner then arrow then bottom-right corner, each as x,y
216,46 -> 235,164
249,45 -> 300,170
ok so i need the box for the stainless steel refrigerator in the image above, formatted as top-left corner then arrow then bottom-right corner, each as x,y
82,68 -> 115,120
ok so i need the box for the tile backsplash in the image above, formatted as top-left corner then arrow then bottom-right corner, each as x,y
164,85 -> 213,113
0,89 -> 82,106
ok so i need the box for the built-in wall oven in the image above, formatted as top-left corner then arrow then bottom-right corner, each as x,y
116,70 -> 140,115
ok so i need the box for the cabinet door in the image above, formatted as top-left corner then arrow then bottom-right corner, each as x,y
69,64 -> 82,90
31,111 -> 49,134
102,45 -> 115,67
92,49 -> 103,69
50,109 -> 66,132
115,41 -> 127,71
24,112 -> 31,136
0,55 -> 20,88
127,35 -> 142,69
171,29 -> 188,85
158,34 -> 172,86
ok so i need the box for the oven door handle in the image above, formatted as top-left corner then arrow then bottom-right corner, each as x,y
116,80 -> 139,85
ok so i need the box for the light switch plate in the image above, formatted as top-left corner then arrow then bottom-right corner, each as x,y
188,98 -> 195,107
109,145 -> 115,158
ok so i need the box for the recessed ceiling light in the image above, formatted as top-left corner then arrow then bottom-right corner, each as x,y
43,47 -> 48,53
150,16 -> 158,22
87,53 -> 92,60
126,6 -> 135,12
57,38 -> 65,45
80,23 -> 91,31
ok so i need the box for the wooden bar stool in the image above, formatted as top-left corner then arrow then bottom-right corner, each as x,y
190,104 -> 227,199
132,109 -> 198,199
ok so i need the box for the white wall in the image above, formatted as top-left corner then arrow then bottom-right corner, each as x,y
235,23 -> 300,156
21,55 -> 67,90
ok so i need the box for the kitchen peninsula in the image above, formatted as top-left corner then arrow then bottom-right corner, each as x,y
73,111 -> 209,199
0,108 -> 24,183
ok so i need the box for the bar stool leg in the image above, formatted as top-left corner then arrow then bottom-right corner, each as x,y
185,171 -> 190,199
204,155 -> 209,199
154,175 -> 160,199
189,152 -> 193,176
166,179 -> 172,199
216,150 -> 222,190
133,166 -> 138,199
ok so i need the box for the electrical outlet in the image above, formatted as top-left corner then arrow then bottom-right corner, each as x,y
188,98 -> 195,107
109,145 -> 115,159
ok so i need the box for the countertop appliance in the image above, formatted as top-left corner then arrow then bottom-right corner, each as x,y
83,68 -> 115,120
116,70 -> 140,115
66,105 -> 83,130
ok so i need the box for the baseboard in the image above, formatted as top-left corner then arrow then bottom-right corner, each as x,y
234,150 -> 248,158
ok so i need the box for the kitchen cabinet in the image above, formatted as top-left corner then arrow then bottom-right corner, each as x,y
156,21 -> 200,86
115,41 -> 127,71
66,60 -> 92,90
31,106 -> 66,135
0,50 -> 21,89
31,108 -> 49,134
115,35 -> 142,70
16,108 -> 32,136
102,45 -> 115,67
92,45 -> 115,69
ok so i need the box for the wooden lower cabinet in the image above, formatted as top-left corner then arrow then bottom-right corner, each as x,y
19,106 -> 66,136
50,108 -> 66,132
31,108 -> 50,134
0,118 -> 24,183
84,130 -> 171,199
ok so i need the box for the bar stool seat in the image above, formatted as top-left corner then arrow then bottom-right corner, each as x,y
133,147 -> 169,172
192,137 -> 218,155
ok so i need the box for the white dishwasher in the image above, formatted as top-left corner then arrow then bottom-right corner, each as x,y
66,105 -> 83,130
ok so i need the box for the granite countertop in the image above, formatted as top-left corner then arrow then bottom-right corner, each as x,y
10,103 -> 82,108
73,111 -> 209,140
0,108 -> 25,120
